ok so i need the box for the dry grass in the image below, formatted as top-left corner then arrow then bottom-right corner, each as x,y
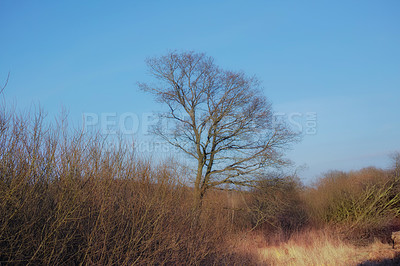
232,229 -> 400,266
258,230 -> 362,265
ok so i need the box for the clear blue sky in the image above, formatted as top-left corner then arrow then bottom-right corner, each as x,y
1,0 -> 399,183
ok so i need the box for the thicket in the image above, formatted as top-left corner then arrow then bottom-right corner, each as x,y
0,108 -> 252,264
226,164 -> 400,245
246,174 -> 308,238
304,167 -> 400,243
1,103 -> 399,264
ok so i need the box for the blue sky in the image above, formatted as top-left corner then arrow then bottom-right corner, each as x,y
1,0 -> 399,183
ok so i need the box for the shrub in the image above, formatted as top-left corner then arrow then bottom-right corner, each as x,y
246,174 -> 309,238
304,168 -> 400,243
0,108 -> 253,264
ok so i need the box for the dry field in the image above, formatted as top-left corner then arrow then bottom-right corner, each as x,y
231,229 -> 400,265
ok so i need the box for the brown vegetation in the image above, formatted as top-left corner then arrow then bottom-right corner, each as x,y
304,168 -> 400,244
1,104 -> 400,264
0,109 -> 252,264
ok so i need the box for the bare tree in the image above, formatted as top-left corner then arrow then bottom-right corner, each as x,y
392,152 -> 400,179
139,51 -> 299,208
0,72 -> 10,95
0,72 -> 10,133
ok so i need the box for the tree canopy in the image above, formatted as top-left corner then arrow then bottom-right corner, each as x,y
139,51 -> 299,206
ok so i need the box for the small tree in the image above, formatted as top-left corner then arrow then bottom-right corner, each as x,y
0,72 -> 10,95
139,51 -> 299,209
392,152 -> 400,179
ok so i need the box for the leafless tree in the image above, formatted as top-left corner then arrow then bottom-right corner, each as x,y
139,51 -> 299,208
0,72 -> 10,95
0,72 -> 10,133
392,152 -> 400,179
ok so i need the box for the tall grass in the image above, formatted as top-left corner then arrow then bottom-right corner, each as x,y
257,229 -> 363,266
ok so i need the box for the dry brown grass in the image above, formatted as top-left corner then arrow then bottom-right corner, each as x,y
232,228 -> 400,265
258,230 -> 361,265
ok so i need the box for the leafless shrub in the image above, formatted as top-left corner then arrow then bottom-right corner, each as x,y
0,106 -> 254,264
303,168 -> 400,244
246,173 -> 308,239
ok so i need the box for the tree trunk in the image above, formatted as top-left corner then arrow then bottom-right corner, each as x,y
191,185 -> 204,228
192,159 -> 204,225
